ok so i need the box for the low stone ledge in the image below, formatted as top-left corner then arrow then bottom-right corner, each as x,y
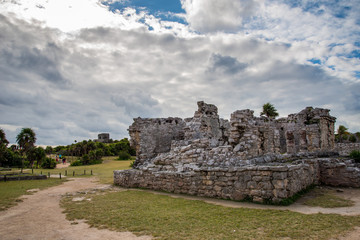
114,160 -> 319,203
0,174 -> 47,181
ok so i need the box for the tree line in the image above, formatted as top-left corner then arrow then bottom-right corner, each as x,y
0,128 -> 135,168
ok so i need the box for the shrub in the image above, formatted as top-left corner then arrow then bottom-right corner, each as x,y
130,160 -> 135,168
118,151 -> 131,160
41,157 -> 57,169
349,135 -> 357,143
349,150 -> 360,163
70,160 -> 83,166
79,149 -> 103,165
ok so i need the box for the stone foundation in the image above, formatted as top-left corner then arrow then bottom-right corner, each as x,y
115,160 -> 320,203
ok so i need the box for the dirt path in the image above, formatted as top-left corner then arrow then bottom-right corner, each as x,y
0,178 -> 151,240
56,162 -> 71,168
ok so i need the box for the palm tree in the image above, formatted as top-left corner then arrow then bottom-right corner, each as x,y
0,128 -> 9,166
16,128 -> 36,154
0,128 -> 9,146
260,102 -> 279,119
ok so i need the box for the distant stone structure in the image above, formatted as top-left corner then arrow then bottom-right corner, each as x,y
94,133 -> 110,143
114,101 -> 360,203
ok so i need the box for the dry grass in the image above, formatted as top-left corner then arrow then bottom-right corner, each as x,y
303,187 -> 354,208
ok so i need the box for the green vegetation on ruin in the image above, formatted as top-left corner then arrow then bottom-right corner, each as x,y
61,190 -> 360,240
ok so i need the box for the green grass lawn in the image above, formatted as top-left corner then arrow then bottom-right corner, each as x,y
61,190 -> 360,240
30,158 -> 133,184
0,178 -> 65,211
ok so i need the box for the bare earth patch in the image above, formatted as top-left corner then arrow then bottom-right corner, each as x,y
0,178 -> 151,240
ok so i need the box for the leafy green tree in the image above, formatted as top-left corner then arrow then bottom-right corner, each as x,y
349,134 -> 357,143
27,147 -> 46,167
45,146 -> 53,154
260,103 -> 279,119
337,125 -> 349,143
0,128 -> 9,167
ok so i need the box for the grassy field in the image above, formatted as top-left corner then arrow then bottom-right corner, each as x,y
0,178 -> 65,211
61,190 -> 360,240
0,158 -> 132,211
28,158 -> 133,184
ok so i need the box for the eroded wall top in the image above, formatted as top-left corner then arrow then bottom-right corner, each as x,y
128,101 -> 336,169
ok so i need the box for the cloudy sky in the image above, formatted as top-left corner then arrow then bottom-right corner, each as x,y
0,0 -> 359,146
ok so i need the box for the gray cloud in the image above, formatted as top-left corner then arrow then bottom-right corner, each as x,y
207,53 -> 247,75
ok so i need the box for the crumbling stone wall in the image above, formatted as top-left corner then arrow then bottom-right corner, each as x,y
115,101 -> 359,203
128,117 -> 185,167
336,143 -> 360,156
319,158 -> 360,187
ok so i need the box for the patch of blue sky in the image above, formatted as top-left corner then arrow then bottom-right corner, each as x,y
102,0 -> 187,24
308,58 -> 321,65
283,0 -> 351,18
355,71 -> 360,79
348,50 -> 360,59
328,43 -> 345,51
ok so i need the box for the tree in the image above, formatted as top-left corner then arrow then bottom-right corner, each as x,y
0,128 -> 9,167
337,125 -> 349,143
27,147 -> 46,167
45,146 -> 53,154
260,103 -> 279,119
16,128 -> 36,153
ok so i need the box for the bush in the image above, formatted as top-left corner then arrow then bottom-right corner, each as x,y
130,160 -> 135,168
70,160 -> 83,166
41,157 -> 57,169
118,151 -> 131,160
349,135 -> 357,143
79,149 -> 103,166
349,150 -> 360,163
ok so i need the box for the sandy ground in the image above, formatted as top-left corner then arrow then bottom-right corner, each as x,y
0,177 -> 359,240
0,178 -> 151,240
56,162 -> 71,168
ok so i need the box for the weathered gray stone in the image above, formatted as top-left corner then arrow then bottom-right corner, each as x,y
114,101 -> 360,203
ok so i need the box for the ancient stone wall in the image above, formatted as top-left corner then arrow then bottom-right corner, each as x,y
319,158 -> 360,187
114,160 -> 319,203
335,143 -> 360,156
115,101 -> 360,203
128,117 -> 185,167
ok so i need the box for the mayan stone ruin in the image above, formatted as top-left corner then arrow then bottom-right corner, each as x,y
114,101 -> 360,203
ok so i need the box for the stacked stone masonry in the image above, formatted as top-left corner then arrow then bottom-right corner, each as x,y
114,101 -> 360,203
